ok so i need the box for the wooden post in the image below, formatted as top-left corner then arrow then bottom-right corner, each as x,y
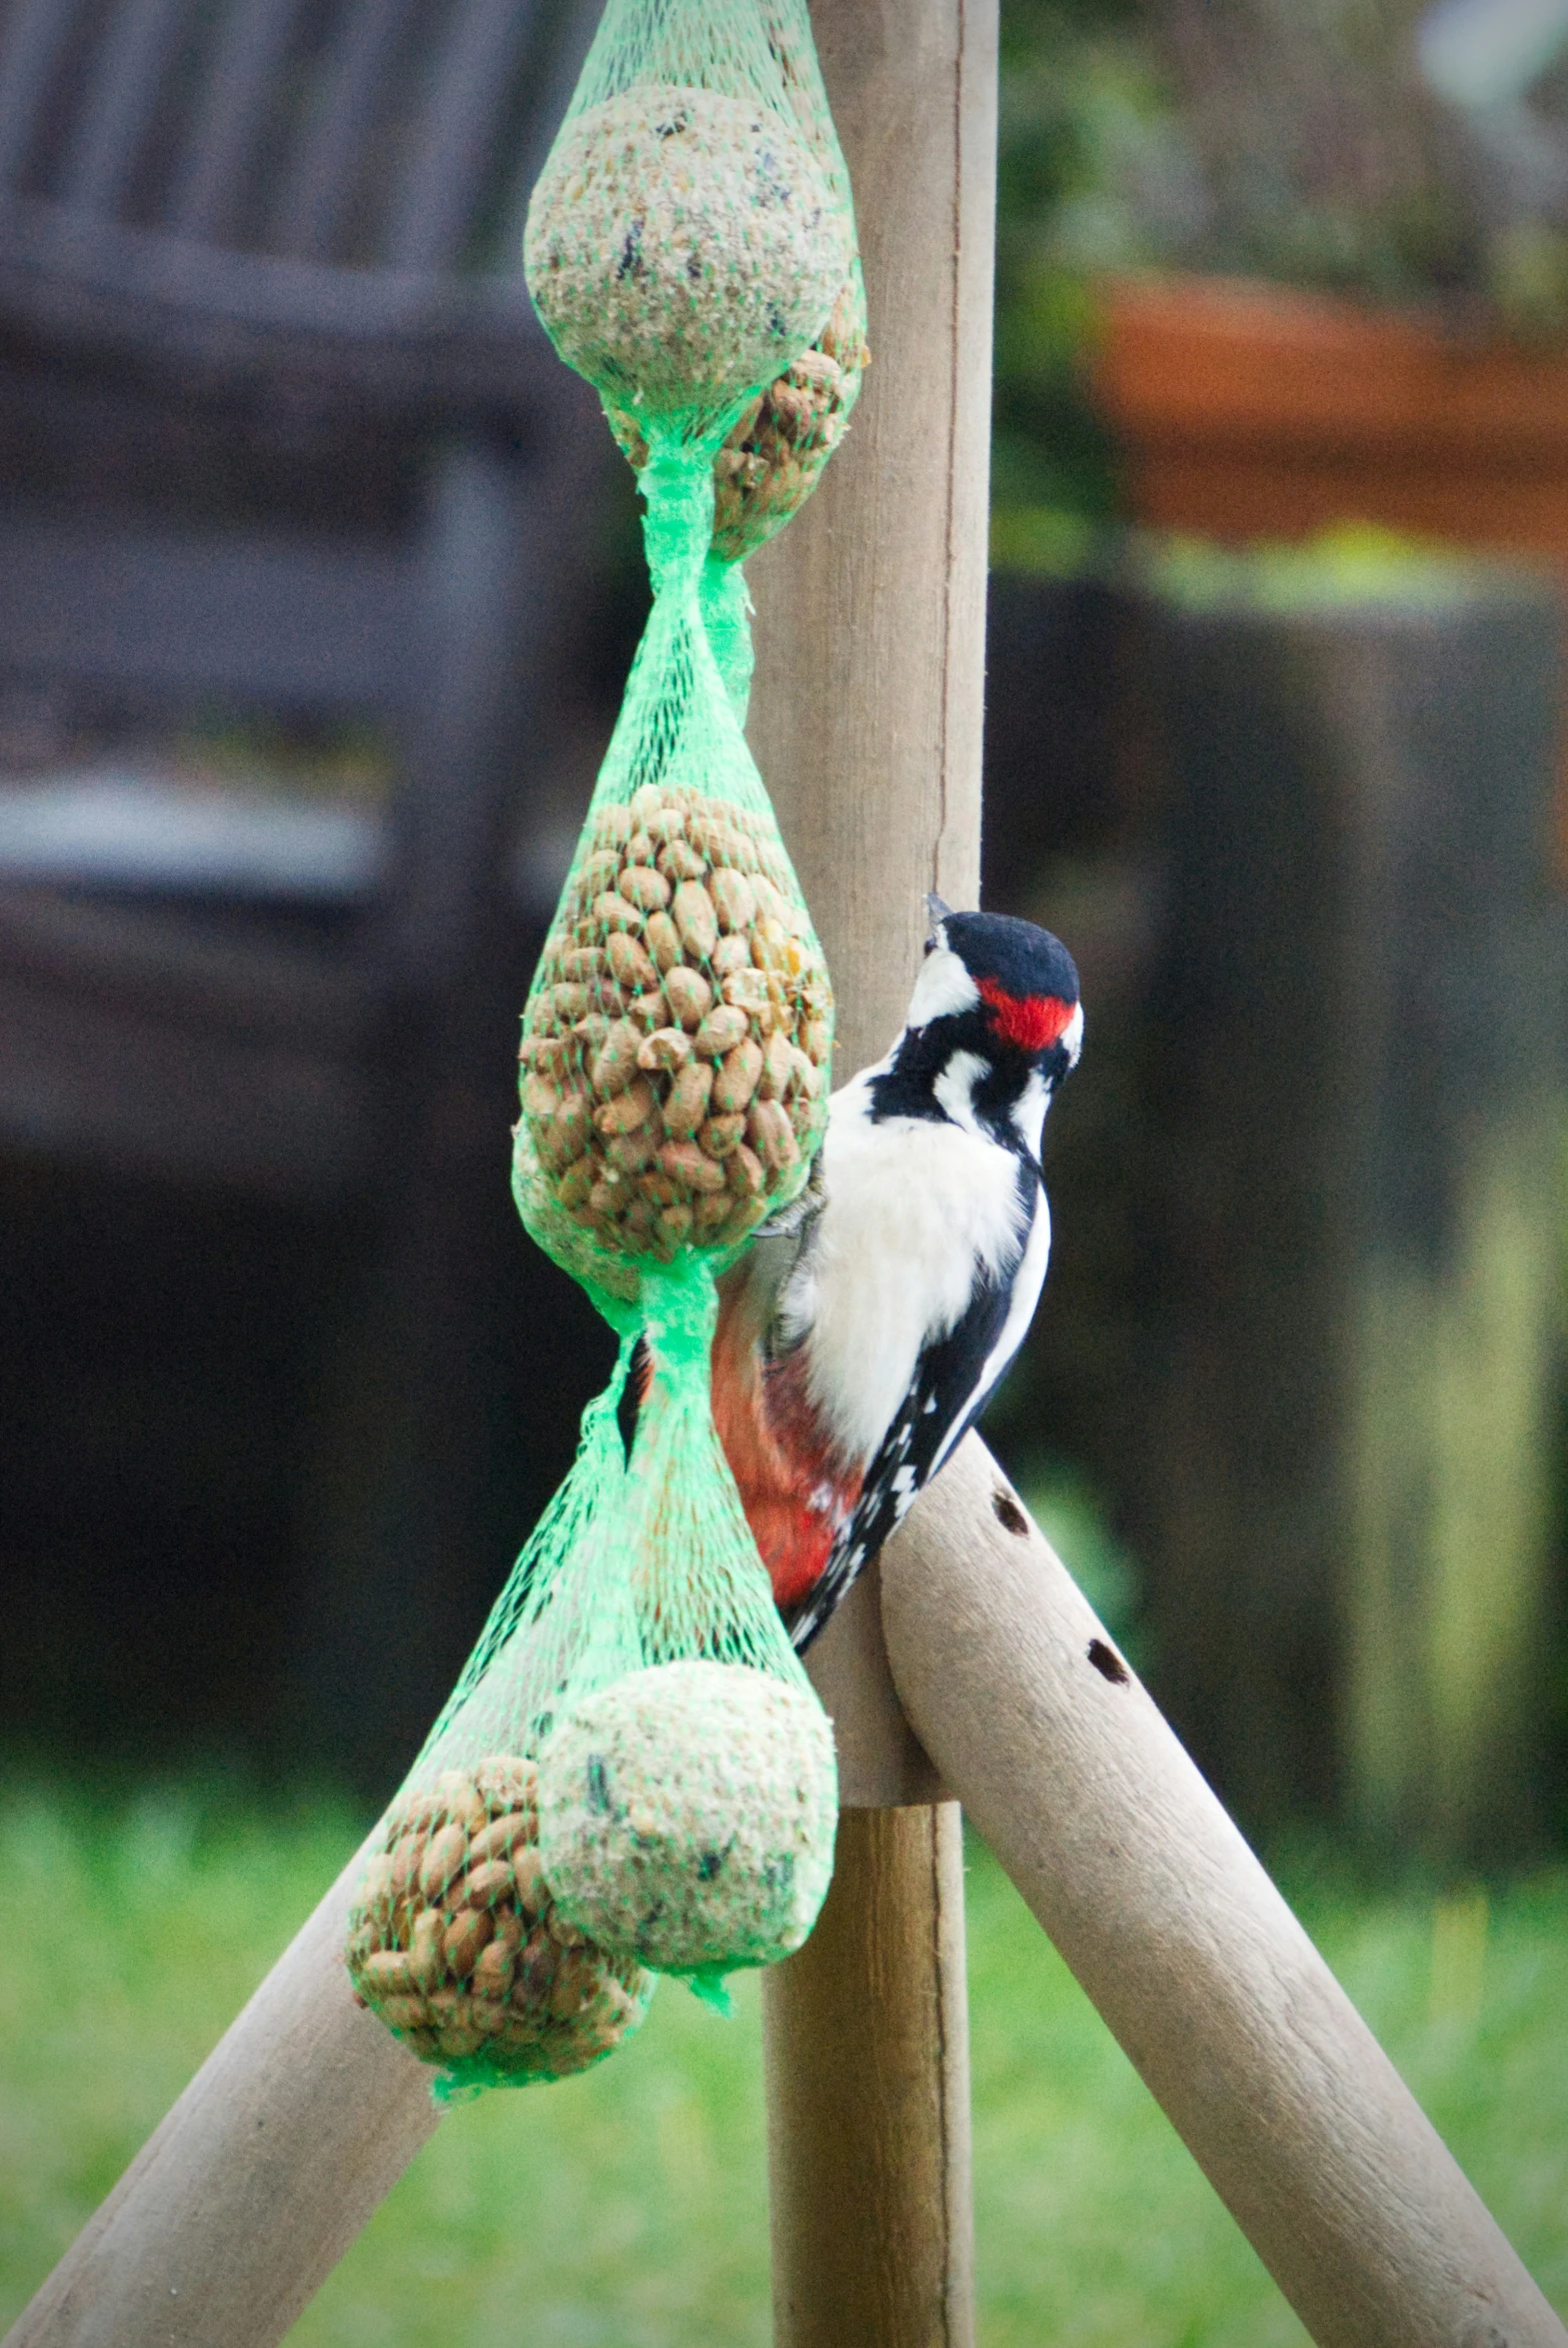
881,1433 -> 1567,2348
746,2 -> 996,2342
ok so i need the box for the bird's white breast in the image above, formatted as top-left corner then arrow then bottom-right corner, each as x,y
780,1072 -> 1038,1466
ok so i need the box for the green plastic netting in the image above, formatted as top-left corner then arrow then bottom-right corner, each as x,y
346,0 -> 861,2101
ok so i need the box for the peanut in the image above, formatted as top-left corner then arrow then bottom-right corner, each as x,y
619,864 -> 671,912
644,910 -> 683,975
630,783 -> 665,829
409,1905 -> 448,1990
672,880 -> 719,961
444,1906 -> 494,1976
710,869 -> 757,933
595,1079 -> 655,1136
591,890 -> 643,934
661,1058 -> 714,1139
513,1844 -> 548,1915
728,1143 -> 765,1196
657,839 -> 708,883
693,1005 -> 749,1057
591,1020 -> 642,1098
638,1027 -> 692,1073
700,1115 -> 747,1158
712,1039 -> 764,1116
657,1202 -> 694,1246
748,1099 -> 798,1171
659,1141 -> 729,1193
359,1949 -> 414,1998
721,967 -> 770,1013
475,1757 -> 538,1813
460,1858 -> 516,1910
419,1823 -> 468,1902
663,966 -> 713,1029
606,933 -> 659,993
378,1993 -> 430,2032
605,1125 -> 659,1174
556,1154 -> 596,1208
713,933 -> 753,977
759,1030 -> 795,1101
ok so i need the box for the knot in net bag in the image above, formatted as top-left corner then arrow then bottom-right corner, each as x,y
347,0 -> 853,2100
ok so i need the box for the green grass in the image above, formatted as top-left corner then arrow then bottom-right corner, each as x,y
1,1780 -> 1565,2344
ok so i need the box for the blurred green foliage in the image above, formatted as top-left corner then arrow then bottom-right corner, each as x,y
993,0 -> 1162,534
2,1778 -> 1565,2343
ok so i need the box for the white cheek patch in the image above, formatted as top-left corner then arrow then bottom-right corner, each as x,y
1060,1001 -> 1084,1067
905,945 -> 979,1030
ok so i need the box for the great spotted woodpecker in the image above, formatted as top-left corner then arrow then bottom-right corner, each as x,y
707,896 -> 1081,1649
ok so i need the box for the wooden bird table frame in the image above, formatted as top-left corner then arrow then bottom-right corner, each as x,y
7,7 -> 1566,2346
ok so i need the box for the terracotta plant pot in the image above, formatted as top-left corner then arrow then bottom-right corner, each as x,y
1094,272 -> 1568,557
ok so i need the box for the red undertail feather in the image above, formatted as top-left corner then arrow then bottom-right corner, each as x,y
711,1273 -> 861,1615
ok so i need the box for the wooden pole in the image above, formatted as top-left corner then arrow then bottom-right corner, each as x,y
882,1433 -> 1568,2348
746,3 -> 997,2342
5,1843 -> 440,2348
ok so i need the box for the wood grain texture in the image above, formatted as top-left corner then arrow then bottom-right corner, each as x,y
882,1432 -> 1568,2348
753,9 -> 990,2345
5,1844 -> 440,2348
748,0 -> 994,1074
763,1807 -> 974,2348
748,0 -> 997,1810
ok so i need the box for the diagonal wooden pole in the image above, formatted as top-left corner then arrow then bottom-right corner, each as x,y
745,2 -> 997,2341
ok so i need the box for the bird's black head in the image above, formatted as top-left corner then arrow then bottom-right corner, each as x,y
927,903 -> 1081,1071
867,898 -> 1083,1139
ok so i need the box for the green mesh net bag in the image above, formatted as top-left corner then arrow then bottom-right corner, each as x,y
347,0 -> 856,2101
525,0 -> 868,563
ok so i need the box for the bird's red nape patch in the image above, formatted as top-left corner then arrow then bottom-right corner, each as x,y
976,980 -> 1074,1054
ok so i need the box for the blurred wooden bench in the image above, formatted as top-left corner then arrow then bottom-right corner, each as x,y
0,0 -> 610,1781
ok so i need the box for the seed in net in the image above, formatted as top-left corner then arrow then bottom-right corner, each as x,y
664,966 -> 713,1029
445,1907 -> 493,1976
591,1021 -> 642,1098
658,839 -> 708,884
659,1140 -> 728,1193
521,1071 -> 561,1121
748,1100 -> 799,1172
593,891 -> 644,935
595,1079 -> 655,1137
605,1126 -> 658,1174
620,866 -> 670,912
693,1004 -> 748,1057
524,87 -> 848,416
729,1143 -> 766,1196
714,934 -> 753,978
700,1114 -> 747,1159
645,911 -> 684,974
661,1058 -> 715,1140
713,1039 -> 764,1115
607,934 -> 659,993
657,1203 -> 694,1248
638,1027 -> 693,1073
758,1031 -> 796,1101
630,785 -> 665,829
710,869 -> 758,933
537,1661 -> 837,1973
672,881 -> 719,962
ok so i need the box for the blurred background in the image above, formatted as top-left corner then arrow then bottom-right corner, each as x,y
3,0 -> 1568,2339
